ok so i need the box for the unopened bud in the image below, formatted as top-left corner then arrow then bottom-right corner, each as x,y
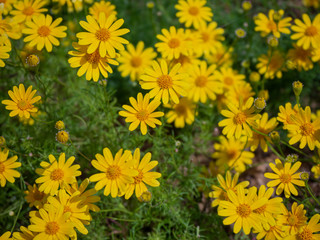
269,131 -> 280,144
267,36 -> 279,47
300,172 -> 309,181
285,154 -> 299,163
138,191 -> 152,202
249,72 -> 260,83
55,120 -> 65,130
254,97 -> 266,111
293,81 -> 303,96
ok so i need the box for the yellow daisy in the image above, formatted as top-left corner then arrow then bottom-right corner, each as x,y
175,0 -> 213,29
117,41 -> 157,81
0,45 -> 11,67
256,50 -> 286,79
225,82 -> 255,107
186,61 -> 223,103
0,149 -> 21,187
277,102 -> 299,129
89,0 -> 117,20
22,14 -> 67,52
77,13 -> 129,58
13,226 -> 36,240
119,93 -> 164,135
287,44 -> 314,71
35,153 -> 81,196
213,67 -> 245,92
25,184 -> 48,209
89,147 -> 138,198
291,13 -> 320,50
2,83 -> 41,119
293,214 -> 320,240
205,45 -> 233,68
255,221 -> 285,240
0,16 -> 22,47
124,148 -> 161,199
264,159 -> 305,198
139,60 -> 188,104
11,0 -> 47,23
68,42 -> 118,82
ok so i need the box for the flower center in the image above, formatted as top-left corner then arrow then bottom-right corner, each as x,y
23,6 -> 34,16
298,227 -> 313,240
17,100 -> 31,110
300,123 -> 314,136
0,163 -> 5,174
279,173 -> 291,184
157,75 -> 173,89
305,26 -> 318,37
38,26 -> 51,37
33,189 -> 45,200
269,56 -> 283,71
195,76 -> 208,87
267,21 -> 277,31
133,169 -> 144,184
130,56 -> 142,67
106,165 -> 121,180
236,203 -> 251,218
45,222 -> 60,235
227,149 -> 238,159
188,6 -> 199,16
87,51 -> 101,64
224,77 -> 233,85
96,28 -> 110,41
254,204 -> 267,214
234,112 -> 247,125
0,0 -> 6,3
168,38 -> 180,48
136,110 -> 149,121
50,169 -> 64,181
201,32 -> 210,42
175,105 -> 187,116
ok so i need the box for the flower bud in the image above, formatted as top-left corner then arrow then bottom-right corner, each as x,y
249,72 -> 260,83
258,90 -> 269,101
267,36 -> 279,47
242,1 -> 252,11
138,191 -> 152,202
0,136 -> 5,147
254,97 -> 266,111
55,120 -> 65,130
56,130 -> 69,144
300,172 -> 309,181
26,54 -> 40,67
293,81 -> 303,97
269,131 -> 280,144
146,1 -> 154,8
285,154 -> 299,163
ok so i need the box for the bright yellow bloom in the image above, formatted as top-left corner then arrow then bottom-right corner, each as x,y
13,226 -> 36,240
287,44 -> 314,71
254,9 -> 292,38
119,93 -> 164,135
256,50 -> 286,79
0,149 -> 21,187
2,84 -> 41,119
11,0 -> 47,23
35,153 -> 81,195
277,102 -> 299,129
140,60 -> 188,104
117,41 -> 157,81
226,82 -> 255,107
175,0 -> 213,29
255,221 -> 285,240
0,45 -> 11,67
213,67 -> 245,92
68,42 -> 118,82
0,16 -> 22,47
205,45 -> 233,68
25,184 -> 48,209
89,148 -> 138,198
219,97 -> 261,139
165,97 -> 196,128
264,159 -> 305,198
287,214 -> 320,240
291,13 -> 320,50
124,148 -> 161,199
312,46 -> 320,62
77,13 -> 129,58
22,14 -> 67,52
89,0 -> 117,20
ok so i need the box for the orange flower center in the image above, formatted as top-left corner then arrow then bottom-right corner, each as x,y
96,28 -> 110,41
287,213 -> 299,225
168,38 -> 180,48
133,169 -> 144,184
269,56 -> 283,71
175,104 -> 187,116
224,77 -> 233,85
195,76 -> 208,87
254,204 -> 267,214
33,189 -> 45,200
298,227 -> 313,240
188,6 -> 199,16
45,222 -> 60,235
0,163 -> 5,174
157,75 -> 173,89
234,112 -> 247,125
300,123 -> 314,136
279,173 -> 291,183
267,20 -> 277,31
106,165 -> 121,180
305,26 -> 318,37
130,56 -> 142,67
0,0 -> 6,3
236,203 -> 251,218
87,51 -> 101,64
136,110 -> 149,121
201,32 -> 210,42
50,169 -> 64,181
23,6 -> 34,16
38,26 -> 51,37
63,206 -> 72,213
17,100 -> 31,110
227,149 -> 238,159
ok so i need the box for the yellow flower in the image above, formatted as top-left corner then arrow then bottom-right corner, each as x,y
186,61 -> 222,103
0,0 -> 16,15
119,93 -> 164,135
165,97 -> 196,128
254,9 -> 292,38
89,148 -> 138,198
312,46 -> 320,62
175,0 -> 213,29
213,67 -> 245,92
13,226 -> 36,240
22,14 -> 67,52
89,0 -> 117,20
77,13 -> 129,58
2,84 -> 41,119
0,45 -> 11,67
28,205 -> 75,239
68,42 -> 118,82
11,0 -> 47,23
140,60 -> 188,104
277,102 -> 299,129
0,16 -> 22,47
25,184 -> 48,209
117,41 -> 157,81
218,186 -> 267,235
205,45 -> 233,68
155,26 -> 190,60
291,13 -> 320,50
264,159 -> 305,198
226,82 -> 255,107
219,97 -> 261,139
35,153 -> 81,195
256,50 -> 286,79
0,149 -> 21,187
124,148 -> 161,199
0,232 -> 11,240
287,43 -> 314,71
292,214 -> 320,240
255,221 -> 285,240
235,28 -> 246,38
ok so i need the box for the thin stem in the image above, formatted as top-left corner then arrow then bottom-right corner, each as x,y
69,139 -> 91,162
266,141 -> 285,161
305,182 -> 320,206
280,140 -> 311,159
11,201 -> 23,233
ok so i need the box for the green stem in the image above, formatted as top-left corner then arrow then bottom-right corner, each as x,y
10,201 -> 23,233
69,139 -> 91,162
306,182 -> 320,206
280,140 -> 311,159
266,141 -> 285,161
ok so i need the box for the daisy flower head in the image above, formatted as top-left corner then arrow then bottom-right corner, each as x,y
287,44 -> 314,71
11,0 -> 47,23
255,221 -> 285,240
293,214 -> 320,240
35,153 -> 81,196
117,41 -> 157,81
68,42 -> 118,82
2,84 -> 41,119
89,147 -> 138,198
175,0 -> 213,29
218,97 -> 261,139
139,59 -> 188,104
264,159 -> 305,198
0,45 -> 11,67
291,13 -> 320,50
124,148 -> 161,199
22,14 -> 67,52
119,93 -> 164,135
256,50 -> 286,79
0,15 -> 23,47
25,184 -> 48,209
213,67 -> 245,92
77,13 -> 129,58
89,0 -> 117,20
218,185 -> 267,235
277,102 -> 299,129
186,61 -> 223,103
0,149 -> 21,187
0,0 -> 15,15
